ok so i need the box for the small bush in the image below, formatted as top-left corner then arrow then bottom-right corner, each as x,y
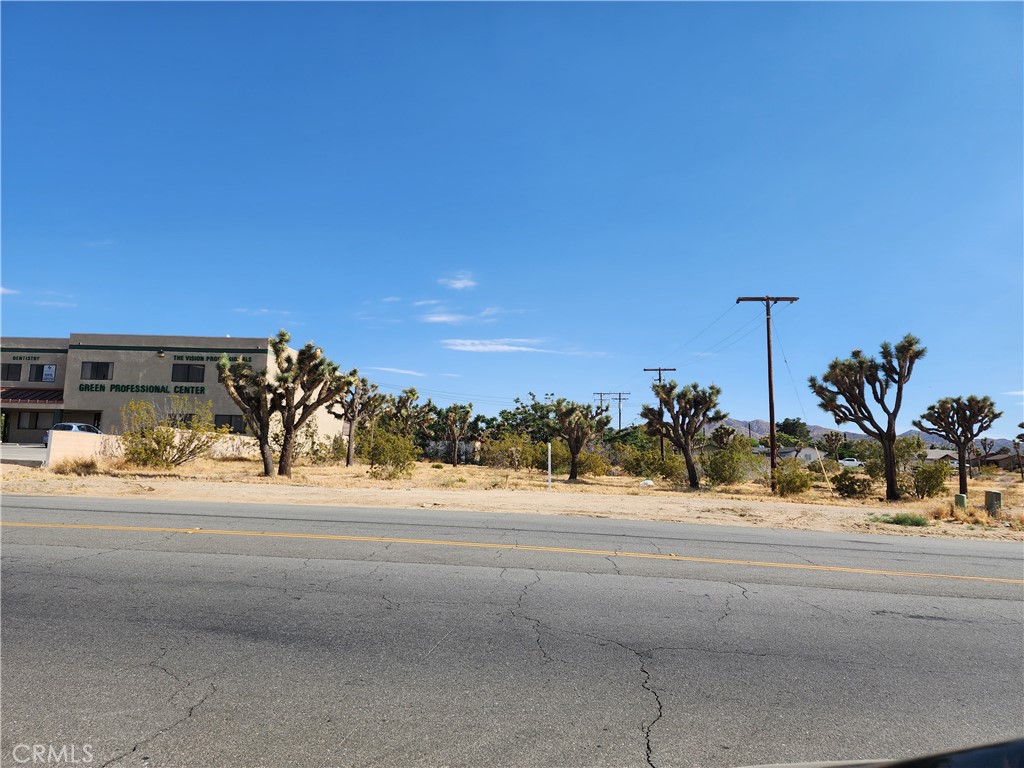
773,459 -> 812,497
120,397 -> 229,468
51,457 -> 100,476
431,463 -> 445,469
833,469 -> 873,498
576,450 -> 612,477
480,434 -> 540,472
864,458 -> 885,481
308,433 -> 347,465
620,447 -> 687,482
365,429 -> 418,479
871,512 -> 930,527
805,457 -> 842,478
913,461 -> 950,498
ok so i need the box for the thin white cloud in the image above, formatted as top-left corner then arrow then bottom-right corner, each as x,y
413,299 -> 441,306
438,272 -> 477,290
442,338 -> 554,353
233,308 -> 293,316
33,301 -> 77,308
353,312 -> 401,325
381,296 -> 401,303
440,373 -> 461,378
1002,391 -> 1024,396
368,366 -> 425,377
422,313 -> 472,324
1,287 -> 18,295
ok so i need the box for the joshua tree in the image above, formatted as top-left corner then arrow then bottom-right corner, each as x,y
547,398 -> 611,481
441,402 -> 474,466
809,334 -> 925,501
220,329 -> 352,478
913,396 -> 1002,495
821,431 -> 845,461
328,376 -> 386,467
641,381 -> 726,489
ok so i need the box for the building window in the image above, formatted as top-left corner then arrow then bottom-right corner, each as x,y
168,413 -> 196,427
28,364 -> 57,382
171,364 -> 205,383
1,364 -> 22,381
215,415 -> 247,434
17,412 -> 54,430
81,362 -> 113,380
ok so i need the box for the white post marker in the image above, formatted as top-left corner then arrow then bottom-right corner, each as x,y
547,442 -> 552,491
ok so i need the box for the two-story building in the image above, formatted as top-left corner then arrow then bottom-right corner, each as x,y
0,333 -> 343,444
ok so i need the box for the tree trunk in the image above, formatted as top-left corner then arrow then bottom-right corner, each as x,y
451,439 -> 459,467
681,444 -> 699,489
882,436 -> 899,501
956,445 -> 968,495
569,449 -> 580,481
259,440 -> 276,478
346,418 -> 356,467
278,428 -> 295,478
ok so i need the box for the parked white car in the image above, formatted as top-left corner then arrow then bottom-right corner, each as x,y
43,422 -> 102,446
838,458 -> 864,468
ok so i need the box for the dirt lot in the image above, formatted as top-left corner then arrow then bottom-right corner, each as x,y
3,457 -> 1021,541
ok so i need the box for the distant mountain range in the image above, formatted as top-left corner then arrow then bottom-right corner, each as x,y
719,418 -> 1015,452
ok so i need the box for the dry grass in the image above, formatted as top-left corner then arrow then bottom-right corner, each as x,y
3,456 -> 1020,541
50,457 -> 102,476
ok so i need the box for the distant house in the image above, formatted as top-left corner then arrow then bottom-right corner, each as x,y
923,449 -> 958,464
980,452 -> 1021,471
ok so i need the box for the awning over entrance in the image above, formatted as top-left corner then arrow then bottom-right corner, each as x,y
0,388 -> 65,405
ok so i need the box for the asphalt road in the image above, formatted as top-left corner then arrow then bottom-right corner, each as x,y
1,495 -> 1021,768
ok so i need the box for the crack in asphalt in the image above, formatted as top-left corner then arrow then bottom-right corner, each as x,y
507,571 -> 556,664
146,647 -> 181,683
98,676 -> 219,768
588,637 -> 664,768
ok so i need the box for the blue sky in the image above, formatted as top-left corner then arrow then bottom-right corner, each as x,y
3,2 -> 1021,436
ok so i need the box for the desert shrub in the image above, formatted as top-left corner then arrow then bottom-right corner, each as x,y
773,458 -> 812,497
576,450 -> 612,477
805,457 -> 842,478
51,457 -> 100,476
120,397 -> 229,468
702,447 -> 745,486
531,440 -> 609,477
308,433 -> 347,466
364,429 -> 418,479
620,446 -> 687,482
833,469 -> 873,498
480,434 -> 540,472
913,461 -> 950,498
871,512 -> 930,527
864,458 -> 885,481
431,463 -> 444,469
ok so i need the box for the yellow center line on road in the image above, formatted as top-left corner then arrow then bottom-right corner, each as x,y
2,521 -> 1021,584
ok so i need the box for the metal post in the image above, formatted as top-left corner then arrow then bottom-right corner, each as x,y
547,442 -> 552,490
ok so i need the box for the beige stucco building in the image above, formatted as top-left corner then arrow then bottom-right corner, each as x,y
1,333 -> 345,444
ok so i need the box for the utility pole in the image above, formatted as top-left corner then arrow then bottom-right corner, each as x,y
608,392 -> 629,431
594,392 -> 610,410
644,367 -> 676,459
736,295 -> 799,492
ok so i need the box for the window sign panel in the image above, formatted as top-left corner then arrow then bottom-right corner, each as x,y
42,364 -> 57,382
81,362 -> 113,380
